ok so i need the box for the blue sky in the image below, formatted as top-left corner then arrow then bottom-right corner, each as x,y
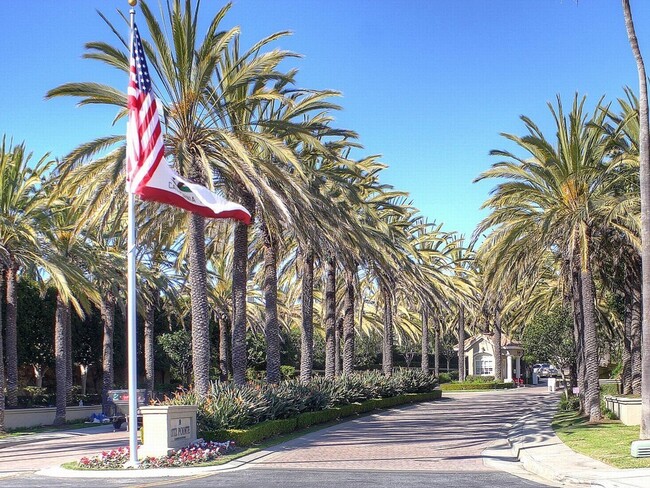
1,1 -> 649,239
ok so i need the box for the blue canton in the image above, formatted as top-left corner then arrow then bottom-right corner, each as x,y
133,24 -> 151,93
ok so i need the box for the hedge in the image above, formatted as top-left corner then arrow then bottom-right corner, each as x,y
203,390 -> 442,446
439,382 -> 515,391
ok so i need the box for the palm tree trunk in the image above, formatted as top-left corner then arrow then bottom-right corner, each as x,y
144,297 -> 155,398
262,221 -> 281,384
219,314 -> 231,381
421,308 -> 429,372
622,291 -> 633,395
0,270 -> 6,432
101,292 -> 115,415
231,193 -> 254,386
66,309 -> 73,405
342,266 -> 356,375
5,262 -> 18,407
381,284 -> 394,376
231,219 -> 249,385
335,318 -> 343,375
458,306 -> 465,381
188,212 -> 211,396
434,316 -> 440,377
493,307 -> 503,381
54,293 -> 68,425
324,254 -> 336,379
631,280 -> 642,395
571,256 -> 587,411
299,247 -> 314,383
580,246 -> 601,422
623,0 -> 650,440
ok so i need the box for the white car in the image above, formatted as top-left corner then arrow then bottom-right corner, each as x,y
533,363 -> 558,378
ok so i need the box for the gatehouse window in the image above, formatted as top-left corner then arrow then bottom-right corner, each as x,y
474,353 -> 493,375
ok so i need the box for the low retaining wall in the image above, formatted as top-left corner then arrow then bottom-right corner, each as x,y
4,405 -> 102,430
604,395 -> 641,426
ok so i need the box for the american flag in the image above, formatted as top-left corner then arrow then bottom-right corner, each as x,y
126,23 -> 164,195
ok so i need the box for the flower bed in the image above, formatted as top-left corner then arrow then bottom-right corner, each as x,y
72,370 -> 441,469
76,440 -> 233,470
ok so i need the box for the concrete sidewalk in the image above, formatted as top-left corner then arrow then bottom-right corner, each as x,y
503,391 -> 650,487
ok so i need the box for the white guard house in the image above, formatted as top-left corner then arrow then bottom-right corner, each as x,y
456,334 -> 524,382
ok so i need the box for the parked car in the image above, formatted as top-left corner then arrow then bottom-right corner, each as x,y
533,363 -> 558,378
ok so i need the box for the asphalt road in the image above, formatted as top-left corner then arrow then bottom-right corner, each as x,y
1,467 -> 549,488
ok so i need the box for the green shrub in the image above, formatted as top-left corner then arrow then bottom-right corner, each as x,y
600,383 -> 619,397
205,418 -> 298,446
558,394 -> 581,412
440,381 -> 515,391
295,409 -> 340,429
280,365 -> 297,380
164,369 -> 439,432
438,373 -> 452,384
464,375 -> 495,383
246,368 -> 264,382
603,407 -> 618,420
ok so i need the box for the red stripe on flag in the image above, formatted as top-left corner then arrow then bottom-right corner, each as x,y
138,186 -> 252,224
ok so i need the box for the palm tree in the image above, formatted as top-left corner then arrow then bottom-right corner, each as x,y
621,0 -> 650,438
46,1 -> 254,395
476,95 -> 615,421
38,196 -> 99,424
0,270 -> 5,431
0,139 -> 60,408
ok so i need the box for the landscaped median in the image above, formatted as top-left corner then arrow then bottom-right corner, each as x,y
71,370 -> 442,470
202,391 -> 442,446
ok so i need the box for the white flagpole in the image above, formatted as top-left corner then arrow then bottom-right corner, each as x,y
127,2 -> 139,467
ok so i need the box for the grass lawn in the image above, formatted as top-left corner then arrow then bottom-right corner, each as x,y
553,410 -> 650,469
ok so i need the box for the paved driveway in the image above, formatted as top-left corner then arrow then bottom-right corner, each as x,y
245,387 -> 553,472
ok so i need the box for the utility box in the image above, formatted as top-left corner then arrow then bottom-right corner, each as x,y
139,405 -> 198,458
547,377 -> 556,392
532,373 -> 539,385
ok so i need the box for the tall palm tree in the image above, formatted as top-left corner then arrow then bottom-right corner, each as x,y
0,270 -> 5,431
46,1 -> 253,395
476,95 -> 615,421
38,196 -> 98,424
0,139 -> 61,408
622,0 -> 650,438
